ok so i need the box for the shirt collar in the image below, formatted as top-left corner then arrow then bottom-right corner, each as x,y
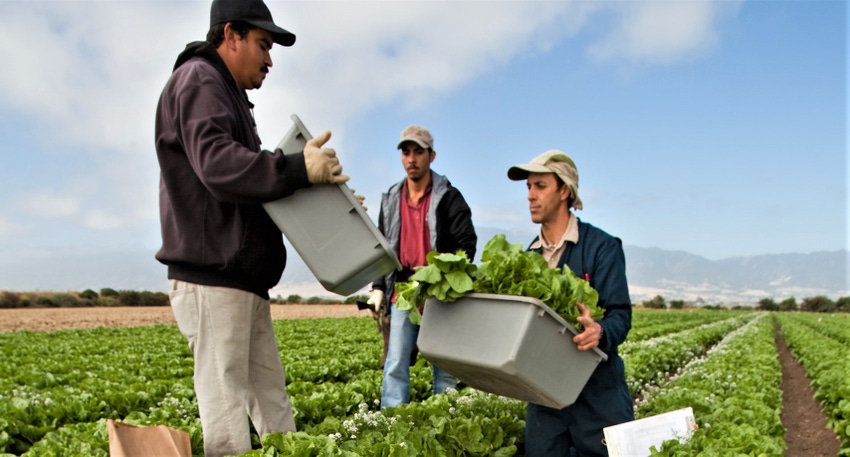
401,179 -> 433,201
530,211 -> 578,250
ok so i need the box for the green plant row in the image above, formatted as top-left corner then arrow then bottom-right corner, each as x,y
0,325 -> 194,454
621,314 -> 756,396
776,314 -> 850,455
780,312 -> 850,345
0,310 -> 818,456
248,388 -> 526,456
635,314 -> 786,456
629,310 -> 748,342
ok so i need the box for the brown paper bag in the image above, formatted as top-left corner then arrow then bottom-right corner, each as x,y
107,419 -> 192,457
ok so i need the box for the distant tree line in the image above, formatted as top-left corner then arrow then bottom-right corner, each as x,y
271,294 -> 368,305
0,288 -> 170,308
755,295 -> 850,313
638,294 -> 850,313
0,289 -> 369,309
2,289 -> 846,313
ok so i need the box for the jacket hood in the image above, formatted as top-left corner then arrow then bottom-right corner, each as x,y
172,41 -> 241,97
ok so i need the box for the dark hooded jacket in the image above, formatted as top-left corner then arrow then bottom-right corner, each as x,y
371,172 -> 477,310
154,41 -> 310,298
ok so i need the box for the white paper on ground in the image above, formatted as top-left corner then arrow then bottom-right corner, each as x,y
603,407 -> 697,457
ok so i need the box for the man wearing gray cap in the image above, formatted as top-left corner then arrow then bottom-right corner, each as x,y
508,150 -> 633,457
154,0 -> 348,455
368,125 -> 477,408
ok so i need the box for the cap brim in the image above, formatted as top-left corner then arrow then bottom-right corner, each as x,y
397,138 -> 429,150
248,20 -> 296,46
507,164 -> 552,181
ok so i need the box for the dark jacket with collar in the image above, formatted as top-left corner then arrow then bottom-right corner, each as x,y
154,41 -> 310,299
527,217 -> 634,449
530,217 -> 632,357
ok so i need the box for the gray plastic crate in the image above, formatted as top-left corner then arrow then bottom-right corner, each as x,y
418,293 -> 608,409
262,115 -> 401,296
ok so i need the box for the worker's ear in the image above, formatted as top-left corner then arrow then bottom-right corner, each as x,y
222,23 -> 239,49
560,183 -> 570,203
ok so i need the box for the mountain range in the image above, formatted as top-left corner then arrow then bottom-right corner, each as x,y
1,226 -> 846,305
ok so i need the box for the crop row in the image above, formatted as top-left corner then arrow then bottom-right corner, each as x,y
621,314 -> 755,395
629,310 -> 747,342
0,309 -> 826,456
635,314 -> 785,457
778,311 -> 850,345
775,313 -> 850,455
633,313 -> 786,455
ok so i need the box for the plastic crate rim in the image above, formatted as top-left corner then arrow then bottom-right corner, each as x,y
434,292 -> 608,361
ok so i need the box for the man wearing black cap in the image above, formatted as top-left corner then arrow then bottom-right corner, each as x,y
154,1 -> 348,455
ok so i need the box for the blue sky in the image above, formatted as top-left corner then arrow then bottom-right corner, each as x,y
0,0 -> 846,294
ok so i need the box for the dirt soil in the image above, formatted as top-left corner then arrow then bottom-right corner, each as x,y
0,307 -> 841,456
776,331 -> 841,457
0,304 -> 368,333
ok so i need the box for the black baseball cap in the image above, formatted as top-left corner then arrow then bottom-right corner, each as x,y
210,0 -> 296,47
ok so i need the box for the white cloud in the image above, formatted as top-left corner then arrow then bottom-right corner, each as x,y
251,1 -> 597,151
19,191 -> 81,218
0,0 -> 740,249
587,0 -> 742,64
84,209 -> 127,231
0,218 -> 9,240
0,0 -> 740,163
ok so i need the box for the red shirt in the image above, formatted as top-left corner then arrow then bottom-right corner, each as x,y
399,181 -> 432,270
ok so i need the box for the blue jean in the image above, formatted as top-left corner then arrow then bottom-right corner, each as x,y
381,302 -> 456,408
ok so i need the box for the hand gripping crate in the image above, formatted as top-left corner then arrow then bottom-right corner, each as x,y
262,115 -> 401,296
418,293 -> 608,409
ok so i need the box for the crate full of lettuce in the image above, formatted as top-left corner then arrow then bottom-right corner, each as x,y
395,234 -> 608,409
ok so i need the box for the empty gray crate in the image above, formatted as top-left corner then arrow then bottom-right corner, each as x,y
418,293 -> 607,409
262,115 -> 401,296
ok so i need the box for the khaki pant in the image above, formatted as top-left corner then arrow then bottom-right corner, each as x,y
168,280 -> 295,457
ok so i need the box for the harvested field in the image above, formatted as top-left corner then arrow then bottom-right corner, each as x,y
0,304 -> 367,333
0,306 -> 842,456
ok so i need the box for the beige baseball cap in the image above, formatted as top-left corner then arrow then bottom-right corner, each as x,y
508,149 -> 583,210
397,125 -> 434,150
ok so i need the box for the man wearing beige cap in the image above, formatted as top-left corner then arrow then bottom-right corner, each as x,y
368,125 -> 477,408
508,150 -> 633,456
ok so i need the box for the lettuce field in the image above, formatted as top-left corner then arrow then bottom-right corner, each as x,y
0,309 -> 847,456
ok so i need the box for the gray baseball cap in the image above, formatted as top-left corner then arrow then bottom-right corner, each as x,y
397,125 -> 434,150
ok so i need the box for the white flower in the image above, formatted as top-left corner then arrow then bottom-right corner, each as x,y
343,419 -> 359,433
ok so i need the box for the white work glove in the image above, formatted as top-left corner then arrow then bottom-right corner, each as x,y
303,130 -> 350,184
367,289 -> 384,315
350,188 -> 367,212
